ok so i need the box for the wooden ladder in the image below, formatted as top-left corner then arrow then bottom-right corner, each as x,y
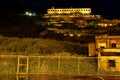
17,56 -> 29,80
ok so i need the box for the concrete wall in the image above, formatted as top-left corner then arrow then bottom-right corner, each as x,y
98,56 -> 120,71
96,36 -> 120,72
88,42 -> 96,56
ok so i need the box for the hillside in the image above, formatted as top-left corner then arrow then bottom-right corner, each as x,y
0,36 -> 88,56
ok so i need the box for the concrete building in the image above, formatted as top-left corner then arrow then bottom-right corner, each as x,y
95,36 -> 120,71
89,35 -> 120,71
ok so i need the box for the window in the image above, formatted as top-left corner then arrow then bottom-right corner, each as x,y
108,60 -> 115,67
98,43 -> 106,48
100,46 -> 105,48
111,43 -> 116,48
88,9 -> 90,11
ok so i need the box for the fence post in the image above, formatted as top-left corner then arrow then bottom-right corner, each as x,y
17,56 -> 19,73
26,57 -> 29,73
58,56 -> 61,74
38,57 -> 40,73
78,57 -> 80,75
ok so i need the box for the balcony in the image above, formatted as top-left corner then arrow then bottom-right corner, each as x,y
99,48 -> 120,56
100,48 -> 120,53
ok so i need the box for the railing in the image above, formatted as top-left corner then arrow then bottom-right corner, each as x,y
0,55 -> 98,74
0,55 -> 120,80
100,48 -> 120,52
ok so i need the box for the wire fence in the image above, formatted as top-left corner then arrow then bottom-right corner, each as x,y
0,55 -> 98,74
0,55 -> 120,80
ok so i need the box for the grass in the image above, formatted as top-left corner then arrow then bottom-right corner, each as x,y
0,57 -> 17,73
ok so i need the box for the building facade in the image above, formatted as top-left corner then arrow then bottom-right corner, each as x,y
47,7 -> 91,15
95,36 -> 120,71
43,7 -> 101,19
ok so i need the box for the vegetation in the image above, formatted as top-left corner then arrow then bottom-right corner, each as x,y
0,35 -> 97,76
0,35 -> 88,56
0,35 -> 95,75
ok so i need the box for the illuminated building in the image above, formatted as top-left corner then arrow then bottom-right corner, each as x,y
47,7 -> 91,15
96,36 -> 120,71
43,7 -> 101,19
89,35 -> 120,71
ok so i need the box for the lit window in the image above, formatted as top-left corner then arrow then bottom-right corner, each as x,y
108,60 -> 115,67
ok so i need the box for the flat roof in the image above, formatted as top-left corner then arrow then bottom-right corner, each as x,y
96,35 -> 120,39
48,8 -> 91,9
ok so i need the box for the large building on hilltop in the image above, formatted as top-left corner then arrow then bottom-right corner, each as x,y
47,7 -> 91,15
43,7 -> 101,19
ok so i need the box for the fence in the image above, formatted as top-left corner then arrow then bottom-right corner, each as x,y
0,55 -> 120,80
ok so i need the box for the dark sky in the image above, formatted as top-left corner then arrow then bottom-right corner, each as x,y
0,0 -> 120,19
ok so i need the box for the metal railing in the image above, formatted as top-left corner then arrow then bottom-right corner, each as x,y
0,55 -> 120,79
0,55 -> 98,75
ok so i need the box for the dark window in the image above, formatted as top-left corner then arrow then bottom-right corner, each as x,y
108,60 -> 115,67
100,46 -> 105,48
111,43 -> 116,48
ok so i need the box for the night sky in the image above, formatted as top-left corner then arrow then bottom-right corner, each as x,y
0,0 -> 120,19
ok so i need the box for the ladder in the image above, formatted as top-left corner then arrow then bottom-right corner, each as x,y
17,56 -> 29,80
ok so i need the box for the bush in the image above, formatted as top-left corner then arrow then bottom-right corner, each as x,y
0,36 -> 88,56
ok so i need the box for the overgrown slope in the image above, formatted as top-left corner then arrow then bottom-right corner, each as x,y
0,36 -> 88,56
